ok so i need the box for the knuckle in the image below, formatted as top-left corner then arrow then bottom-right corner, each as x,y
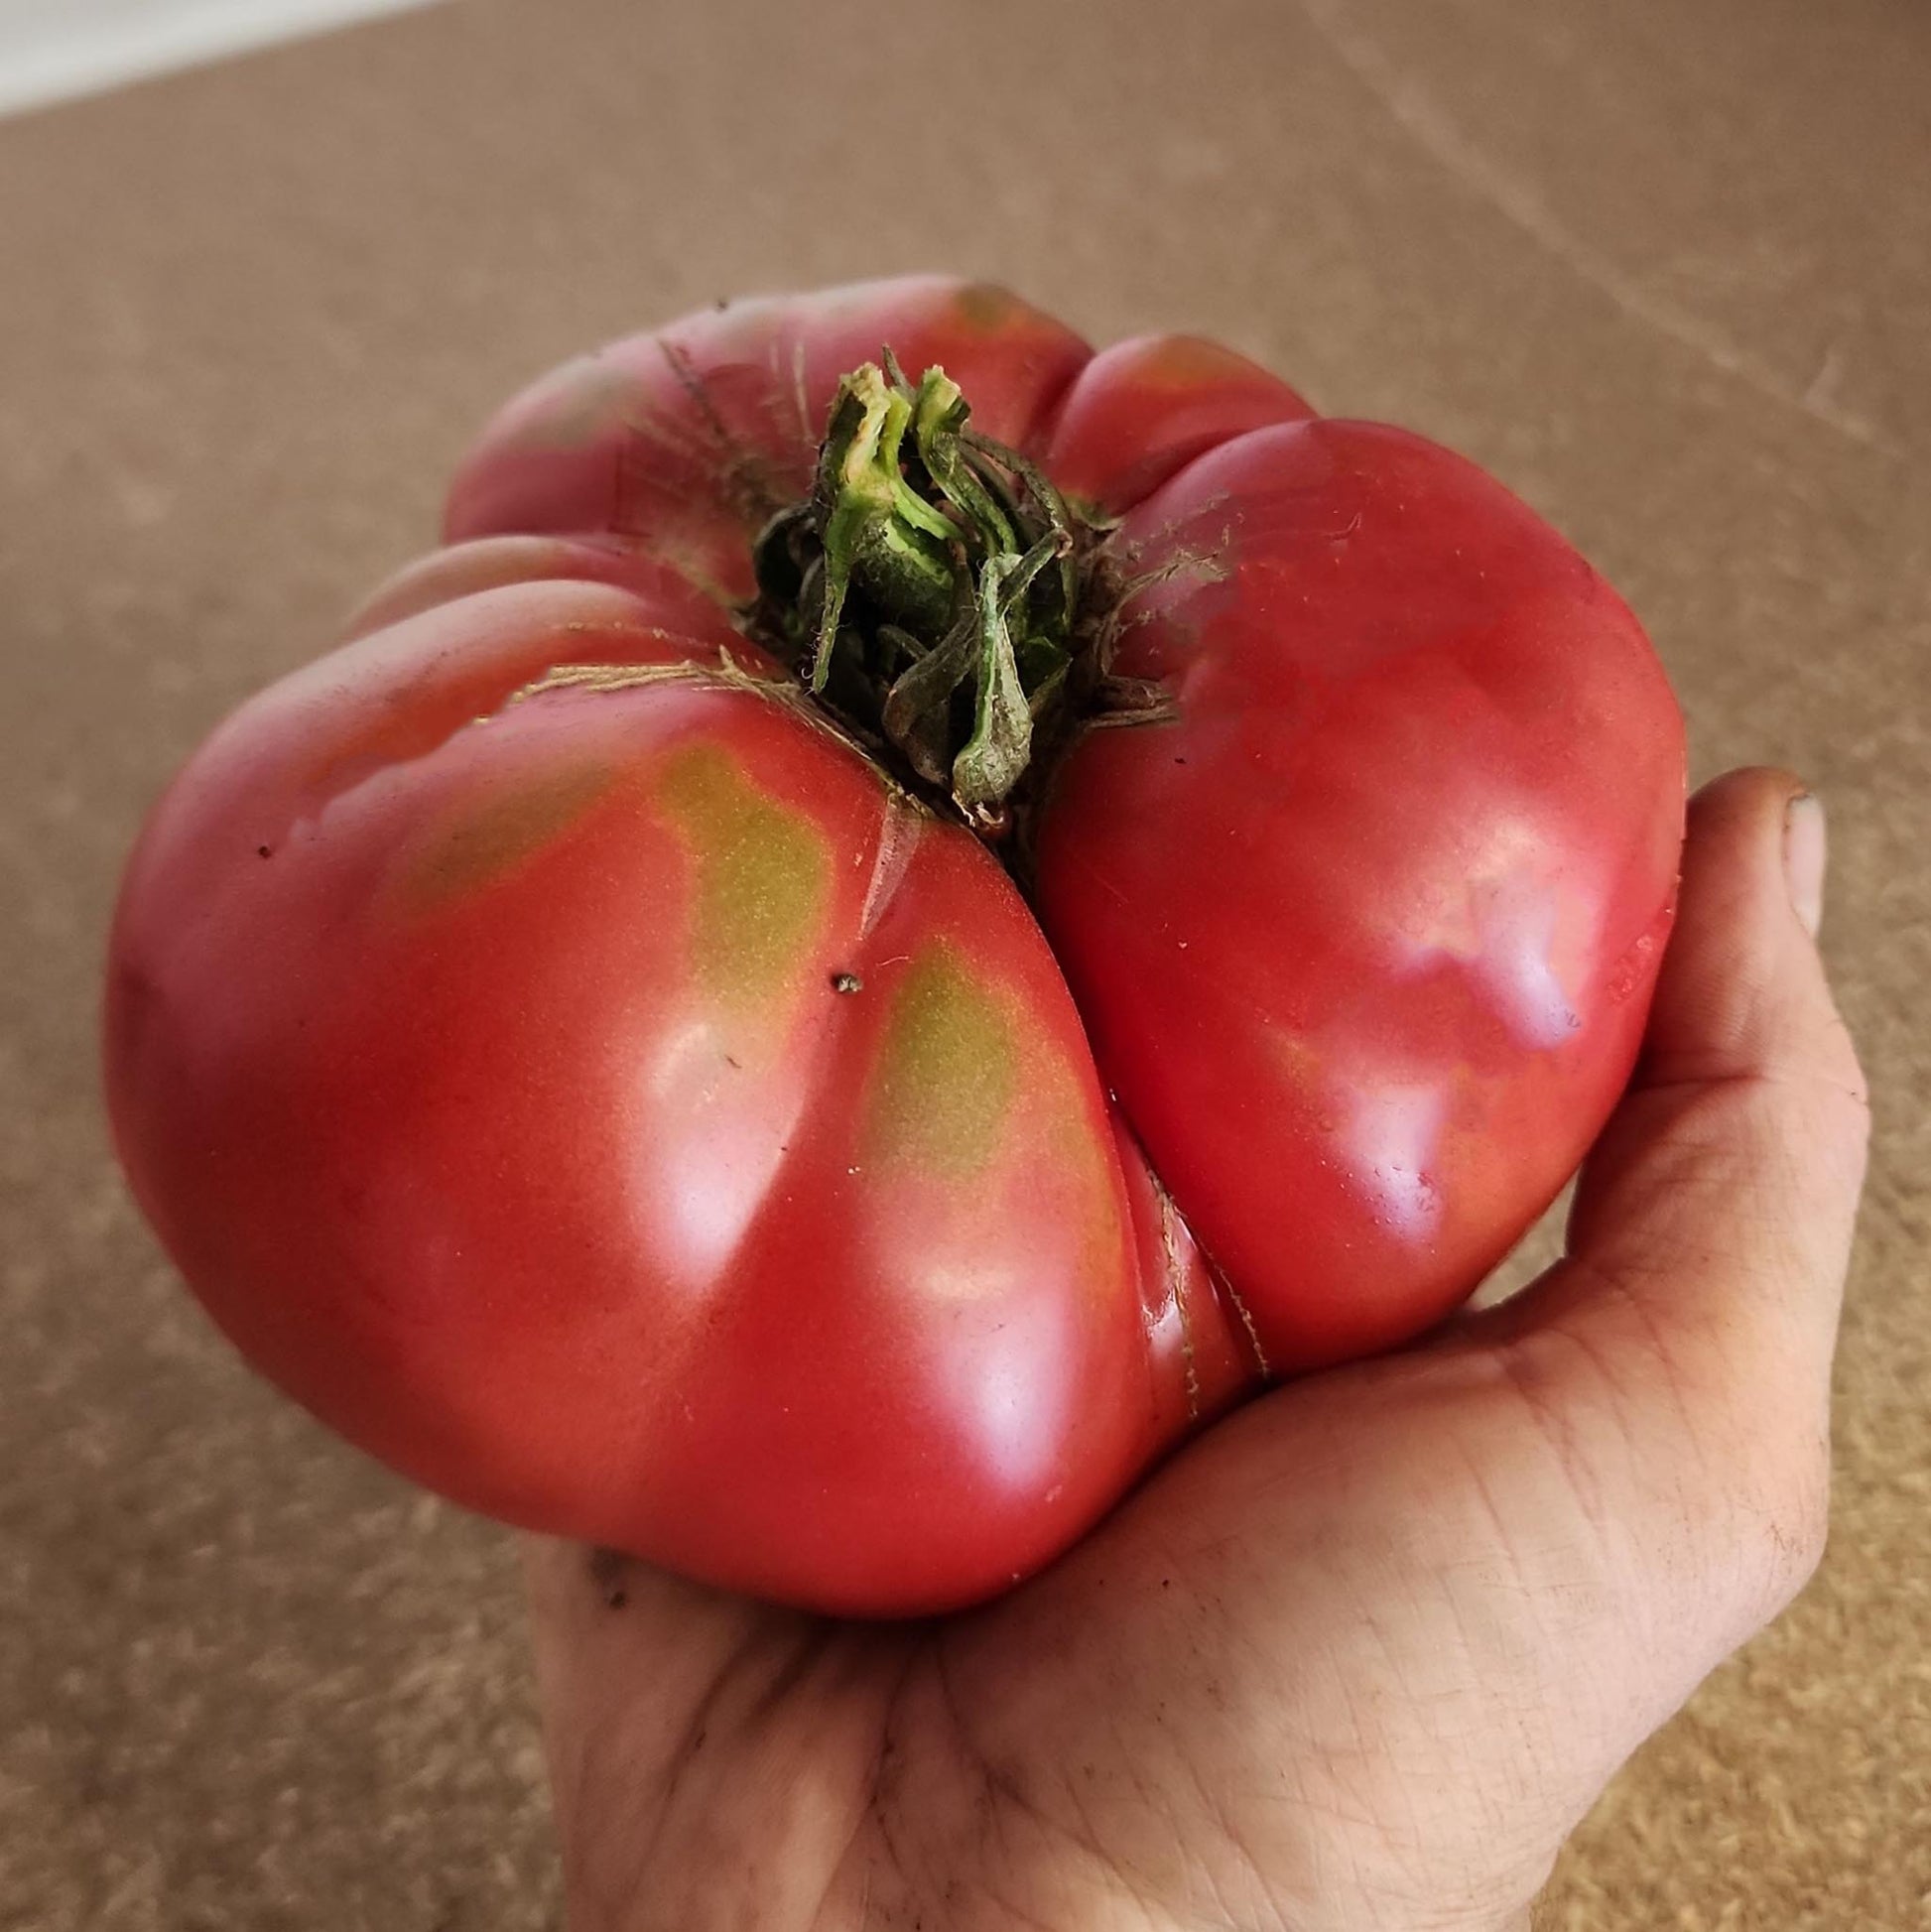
1733,1426 -> 1832,1616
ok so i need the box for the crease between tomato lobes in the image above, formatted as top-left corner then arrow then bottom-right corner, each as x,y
104,275 -> 1683,1615
108,617 -> 1194,1612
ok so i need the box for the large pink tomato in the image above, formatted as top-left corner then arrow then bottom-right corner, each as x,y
104,278 -> 1684,1613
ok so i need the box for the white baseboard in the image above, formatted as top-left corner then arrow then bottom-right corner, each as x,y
0,0 -> 446,118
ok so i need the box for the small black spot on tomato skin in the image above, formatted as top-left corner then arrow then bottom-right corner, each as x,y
257,845 -> 272,858
831,970 -> 863,995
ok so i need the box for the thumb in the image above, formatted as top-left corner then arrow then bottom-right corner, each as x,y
1492,769 -> 1869,1634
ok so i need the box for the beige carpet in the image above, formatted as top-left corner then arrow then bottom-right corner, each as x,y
2,0 -> 1926,1924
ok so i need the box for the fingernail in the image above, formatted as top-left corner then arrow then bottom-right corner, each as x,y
1784,793 -> 1827,939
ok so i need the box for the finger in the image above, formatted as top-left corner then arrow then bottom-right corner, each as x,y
1485,769 -> 1868,1616
1565,768 -> 1867,1356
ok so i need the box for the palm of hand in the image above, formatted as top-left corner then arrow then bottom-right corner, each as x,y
525,773 -> 1866,1932
527,1282 -> 1819,1932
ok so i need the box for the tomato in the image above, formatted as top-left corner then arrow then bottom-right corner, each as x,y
104,277 -> 1684,1614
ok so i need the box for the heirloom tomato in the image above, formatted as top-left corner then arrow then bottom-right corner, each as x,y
105,278 -> 1684,1613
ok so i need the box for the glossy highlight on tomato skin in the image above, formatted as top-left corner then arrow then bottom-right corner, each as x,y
109,662 -> 1163,1615
104,276 -> 1684,1614
1033,417 -> 1685,1370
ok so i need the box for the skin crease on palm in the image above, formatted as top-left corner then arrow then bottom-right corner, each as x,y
521,768 -> 1870,1932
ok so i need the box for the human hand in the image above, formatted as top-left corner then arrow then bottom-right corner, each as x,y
522,767 -> 1868,1932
